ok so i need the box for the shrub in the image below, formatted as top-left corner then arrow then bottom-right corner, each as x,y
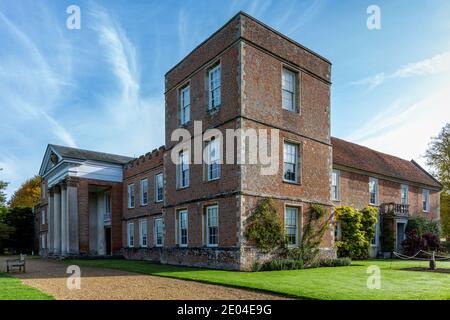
335,206 -> 377,259
261,259 -> 304,271
319,257 -> 352,267
402,216 -> 441,255
245,198 -> 284,253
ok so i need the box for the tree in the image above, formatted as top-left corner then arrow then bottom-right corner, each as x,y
425,123 -> 450,239
9,175 -> 41,208
425,123 -> 450,193
0,168 -> 8,207
441,192 -> 450,240
3,207 -> 34,254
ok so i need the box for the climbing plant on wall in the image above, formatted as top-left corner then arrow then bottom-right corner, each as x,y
245,197 -> 284,253
335,206 -> 378,259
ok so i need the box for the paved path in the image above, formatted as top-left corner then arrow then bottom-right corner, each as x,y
0,257 -> 286,300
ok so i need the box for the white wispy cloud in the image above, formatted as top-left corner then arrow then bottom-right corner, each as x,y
0,7 -> 76,197
346,84 -> 450,167
87,5 -> 164,155
352,51 -> 450,90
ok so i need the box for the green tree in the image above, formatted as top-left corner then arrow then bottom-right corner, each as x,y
425,123 -> 450,192
0,168 -> 8,207
440,193 -> 450,240
425,123 -> 450,239
3,207 -> 34,253
9,175 -> 41,208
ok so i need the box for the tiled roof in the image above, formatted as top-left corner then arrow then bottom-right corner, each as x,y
49,144 -> 134,165
331,137 -> 442,189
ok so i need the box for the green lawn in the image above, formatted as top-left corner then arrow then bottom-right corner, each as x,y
64,259 -> 450,300
0,272 -> 53,300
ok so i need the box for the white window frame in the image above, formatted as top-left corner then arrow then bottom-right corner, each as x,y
369,177 -> 378,205
140,178 -> 148,206
282,68 -> 297,112
127,222 -> 134,247
401,184 -> 409,205
177,150 -> 190,188
284,206 -> 299,248
208,64 -> 221,110
371,213 -> 380,247
154,218 -> 164,247
155,173 -> 163,202
180,85 -> 190,125
206,205 -> 219,247
205,138 -> 221,181
139,219 -> 147,247
178,210 -> 188,247
127,183 -> 135,208
422,189 -> 430,212
283,142 -> 299,183
331,170 -> 340,201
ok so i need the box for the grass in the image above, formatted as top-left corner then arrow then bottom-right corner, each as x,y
64,258 -> 450,300
0,272 -> 54,300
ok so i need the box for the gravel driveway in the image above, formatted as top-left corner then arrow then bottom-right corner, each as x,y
0,256 -> 285,300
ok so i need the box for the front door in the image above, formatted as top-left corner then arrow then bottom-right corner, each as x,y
396,222 -> 406,252
105,227 -> 112,256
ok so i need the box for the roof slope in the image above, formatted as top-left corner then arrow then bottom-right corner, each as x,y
49,144 -> 134,165
331,137 -> 442,189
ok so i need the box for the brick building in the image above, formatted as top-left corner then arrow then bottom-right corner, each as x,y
37,12 -> 442,270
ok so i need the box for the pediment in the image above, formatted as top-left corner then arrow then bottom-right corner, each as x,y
39,145 -> 63,177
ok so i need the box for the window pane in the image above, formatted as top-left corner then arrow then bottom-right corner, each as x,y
283,143 -> 298,182
284,207 -> 298,246
207,206 -> 218,246
209,65 -> 221,109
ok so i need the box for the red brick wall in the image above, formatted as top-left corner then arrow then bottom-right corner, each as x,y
333,168 -> 440,220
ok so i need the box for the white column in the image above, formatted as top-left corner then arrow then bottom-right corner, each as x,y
61,186 -> 68,255
53,187 -> 61,254
47,191 -> 54,254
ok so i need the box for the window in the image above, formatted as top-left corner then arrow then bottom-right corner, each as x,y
206,205 -> 219,247
155,173 -> 163,202
127,183 -> 135,208
206,138 -> 220,181
178,210 -> 188,247
282,68 -> 297,111
139,219 -> 147,247
371,213 -> 380,246
154,218 -> 164,247
41,209 -> 46,225
401,184 -> 409,205
422,189 -> 430,212
140,178 -> 148,205
127,222 -> 134,247
331,170 -> 340,200
177,150 -> 190,188
180,85 -> 190,125
284,207 -> 299,247
283,142 -> 299,183
369,177 -> 378,205
208,64 -> 221,110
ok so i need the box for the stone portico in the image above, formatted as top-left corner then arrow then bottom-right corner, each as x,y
38,144 -> 132,257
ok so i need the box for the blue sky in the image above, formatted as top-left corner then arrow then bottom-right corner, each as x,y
1,0 -> 449,198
